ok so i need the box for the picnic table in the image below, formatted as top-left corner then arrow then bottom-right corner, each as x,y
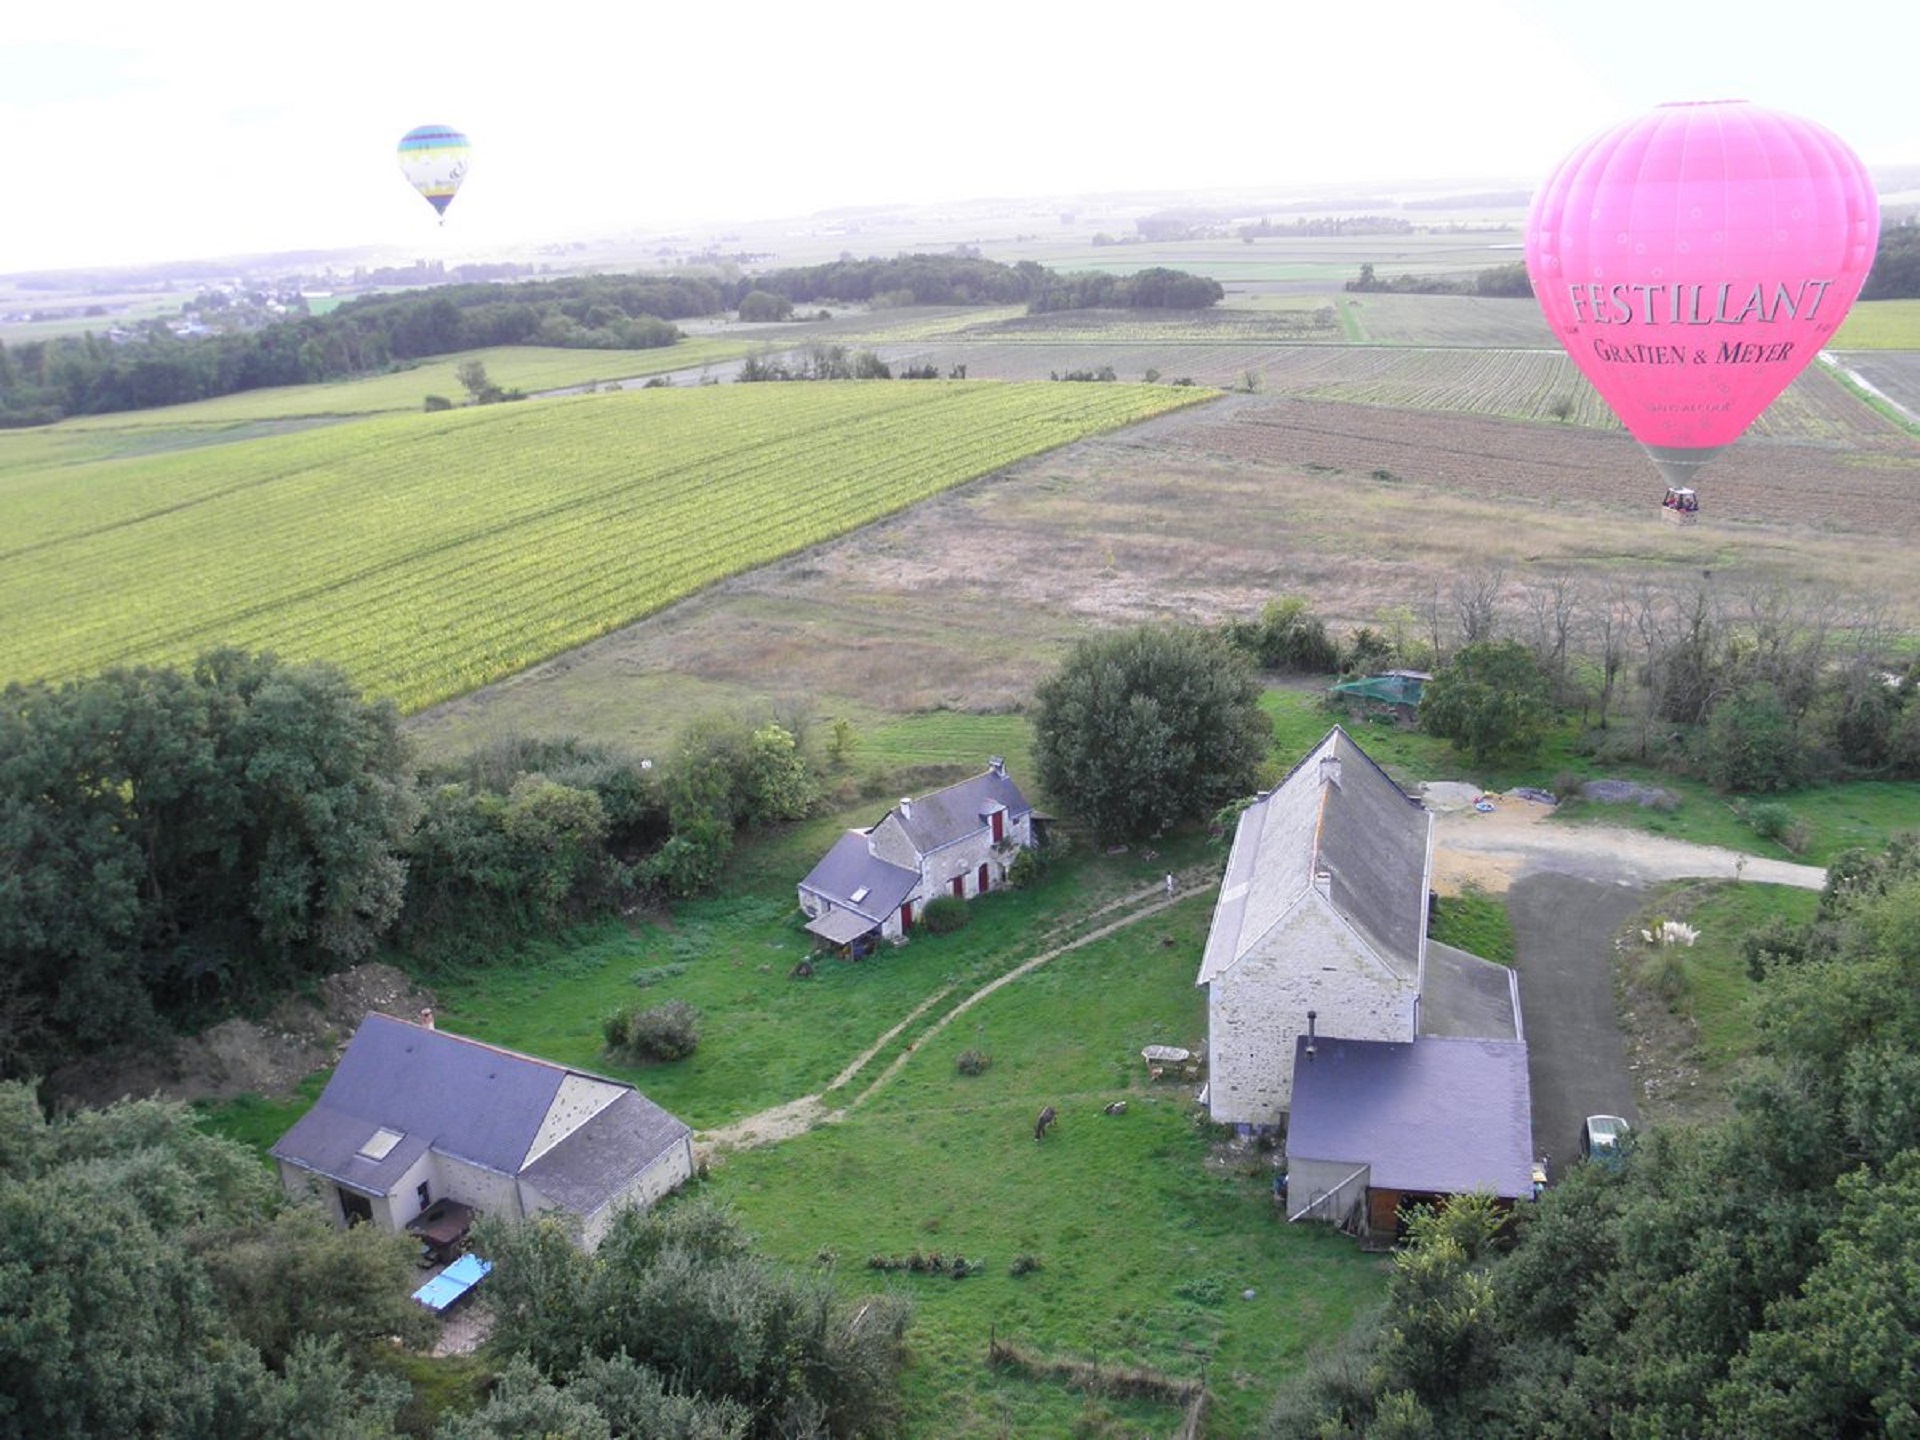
410,1252 -> 492,1313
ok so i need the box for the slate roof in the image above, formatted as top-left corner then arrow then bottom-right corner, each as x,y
520,1089 -> 692,1217
798,828 -> 918,920
1420,942 -> 1522,1040
271,1015 -> 686,1211
805,907 -> 881,945
1286,1035 -> 1534,1199
1198,727 -> 1430,985
891,765 -> 1031,853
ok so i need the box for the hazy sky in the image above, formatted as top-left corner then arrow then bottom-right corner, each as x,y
5,0 -> 1915,273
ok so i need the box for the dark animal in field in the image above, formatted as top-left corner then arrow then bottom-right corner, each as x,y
1034,1105 -> 1057,1141
1104,1100 -> 1127,1116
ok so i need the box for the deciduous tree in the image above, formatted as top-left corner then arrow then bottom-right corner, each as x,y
1417,640 -> 1552,765
1031,624 -> 1268,841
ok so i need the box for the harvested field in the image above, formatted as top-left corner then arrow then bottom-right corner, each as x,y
1164,393 -> 1920,532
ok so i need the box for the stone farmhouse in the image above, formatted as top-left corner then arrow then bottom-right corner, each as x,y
798,758 -> 1035,954
272,1012 -> 693,1253
1196,726 -> 1533,1241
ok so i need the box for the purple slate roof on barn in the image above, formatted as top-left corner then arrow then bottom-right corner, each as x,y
1286,1034 -> 1534,1200
798,828 -> 918,923
271,1014 -> 689,1210
1198,726 -> 1430,986
891,763 -> 1031,853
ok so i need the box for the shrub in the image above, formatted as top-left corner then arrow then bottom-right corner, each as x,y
1009,1253 -> 1044,1277
920,895 -> 971,934
956,1049 -> 993,1077
1005,847 -> 1045,889
1636,947 -> 1689,1007
600,1009 -> 631,1051
423,394 -> 454,411
623,1000 -> 700,1062
1703,683 -> 1804,793
1746,802 -> 1794,842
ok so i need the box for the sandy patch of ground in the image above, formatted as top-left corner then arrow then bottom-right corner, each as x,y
1421,786 -> 1825,896
1421,784 -> 1558,894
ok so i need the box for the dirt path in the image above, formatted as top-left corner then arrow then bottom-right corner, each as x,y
694,866 -> 1216,1158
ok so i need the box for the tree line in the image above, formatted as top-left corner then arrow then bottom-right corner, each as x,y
1860,218 -> 1920,299
1028,578 -> 1920,849
1345,260 -> 1534,298
0,652 -> 823,1081
0,274 -> 713,426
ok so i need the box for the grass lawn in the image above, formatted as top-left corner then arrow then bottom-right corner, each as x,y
703,891 -> 1384,1437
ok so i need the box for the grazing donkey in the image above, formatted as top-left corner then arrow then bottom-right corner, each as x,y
1034,1105 -> 1057,1141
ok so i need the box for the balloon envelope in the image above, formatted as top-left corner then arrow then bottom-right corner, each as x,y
1525,100 -> 1879,490
397,124 -> 472,219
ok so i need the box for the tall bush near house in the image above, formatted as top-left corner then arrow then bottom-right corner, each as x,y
919,895 -> 970,934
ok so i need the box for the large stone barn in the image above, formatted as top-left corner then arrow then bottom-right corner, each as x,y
1196,727 -> 1535,1244
1198,727 -> 1431,1129
797,757 -> 1035,954
272,1012 -> 693,1253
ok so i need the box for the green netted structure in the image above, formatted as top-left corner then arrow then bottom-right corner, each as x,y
1328,671 -> 1429,709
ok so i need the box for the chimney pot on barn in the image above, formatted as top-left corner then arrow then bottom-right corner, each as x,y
900,797 -> 912,819
419,1007 -> 435,1030
988,756 -> 1005,777
1320,754 -> 1342,787
1313,868 -> 1333,896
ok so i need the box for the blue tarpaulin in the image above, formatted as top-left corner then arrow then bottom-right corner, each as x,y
411,1252 -> 492,1312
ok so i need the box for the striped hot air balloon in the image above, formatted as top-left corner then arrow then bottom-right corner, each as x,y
397,125 -> 472,222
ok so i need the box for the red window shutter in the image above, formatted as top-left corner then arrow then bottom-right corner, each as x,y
951,876 -> 964,898
991,811 -> 1005,843
978,863 -> 990,892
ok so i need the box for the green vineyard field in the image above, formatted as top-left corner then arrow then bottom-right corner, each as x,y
0,380 -> 1212,711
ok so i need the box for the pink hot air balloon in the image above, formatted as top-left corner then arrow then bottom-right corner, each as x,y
1526,100 -> 1879,509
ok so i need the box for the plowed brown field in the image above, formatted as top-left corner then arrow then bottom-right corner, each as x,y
1165,394 -> 1920,536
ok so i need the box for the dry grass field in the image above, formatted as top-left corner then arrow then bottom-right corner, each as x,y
408,385 -> 1920,761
